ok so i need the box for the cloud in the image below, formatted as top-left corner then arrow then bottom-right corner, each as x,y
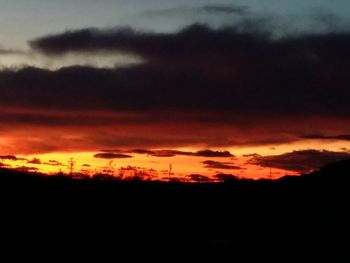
201,5 -> 248,15
44,160 -> 64,166
140,4 -> 249,18
1,109 -> 349,155
27,158 -> 42,165
0,48 -> 139,70
129,149 -> 233,158
1,19 -> 350,153
130,6 -> 349,38
0,48 -> 22,55
202,160 -> 242,170
0,155 -> 19,161
250,150 -> 350,173
27,158 -> 64,167
0,155 -> 26,161
303,134 -> 350,141
15,24 -> 349,118
0,162 -> 10,167
131,149 -> 155,155
30,24 -> 271,59
94,153 -> 133,159
195,150 -> 234,158
135,149 -> 180,157
243,153 -> 260,158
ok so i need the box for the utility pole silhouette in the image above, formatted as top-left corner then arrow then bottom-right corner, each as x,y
68,158 -> 75,176
269,167 -> 276,180
168,163 -> 172,182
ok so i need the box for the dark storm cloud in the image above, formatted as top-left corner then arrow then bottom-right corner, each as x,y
2,23 -> 343,117
1,21 -> 350,153
94,153 -> 133,159
130,149 -> 234,158
250,150 -> 350,173
30,24 -> 270,59
303,134 -> 350,141
202,160 -> 242,170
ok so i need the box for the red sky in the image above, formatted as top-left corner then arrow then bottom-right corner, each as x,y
1,107 -> 350,181
1,8 -> 350,181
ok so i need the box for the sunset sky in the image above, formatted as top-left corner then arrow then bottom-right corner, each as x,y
1,0 -> 350,181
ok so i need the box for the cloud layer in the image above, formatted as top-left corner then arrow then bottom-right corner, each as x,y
18,24 -> 350,117
129,149 -> 234,158
202,160 -> 242,170
250,150 -> 350,173
94,153 -> 133,159
1,14 -> 350,155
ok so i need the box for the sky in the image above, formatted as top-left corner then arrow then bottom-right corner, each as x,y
1,0 -> 350,181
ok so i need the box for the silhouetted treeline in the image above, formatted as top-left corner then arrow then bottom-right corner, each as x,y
0,160 -> 349,262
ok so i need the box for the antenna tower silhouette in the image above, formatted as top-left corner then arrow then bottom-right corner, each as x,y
168,163 -> 172,182
269,167 -> 276,180
68,158 -> 75,176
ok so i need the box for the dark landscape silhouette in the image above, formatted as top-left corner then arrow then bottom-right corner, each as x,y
1,159 -> 349,262
1,1 -> 350,262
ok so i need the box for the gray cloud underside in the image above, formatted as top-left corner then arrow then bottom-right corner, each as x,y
0,23 -> 340,117
1,15 -> 350,152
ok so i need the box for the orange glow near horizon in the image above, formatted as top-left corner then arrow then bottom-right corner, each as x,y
2,138 -> 350,181
2,151 -> 293,181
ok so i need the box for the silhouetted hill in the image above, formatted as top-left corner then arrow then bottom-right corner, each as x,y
276,158 -> 350,189
0,161 -> 349,262
314,158 -> 350,179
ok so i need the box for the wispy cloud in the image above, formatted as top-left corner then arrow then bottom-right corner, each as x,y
129,149 -> 234,158
202,160 -> 242,170
94,153 -> 133,159
303,134 -> 350,141
0,155 -> 26,161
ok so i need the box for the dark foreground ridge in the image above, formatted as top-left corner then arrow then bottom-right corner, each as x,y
1,160 -> 350,262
